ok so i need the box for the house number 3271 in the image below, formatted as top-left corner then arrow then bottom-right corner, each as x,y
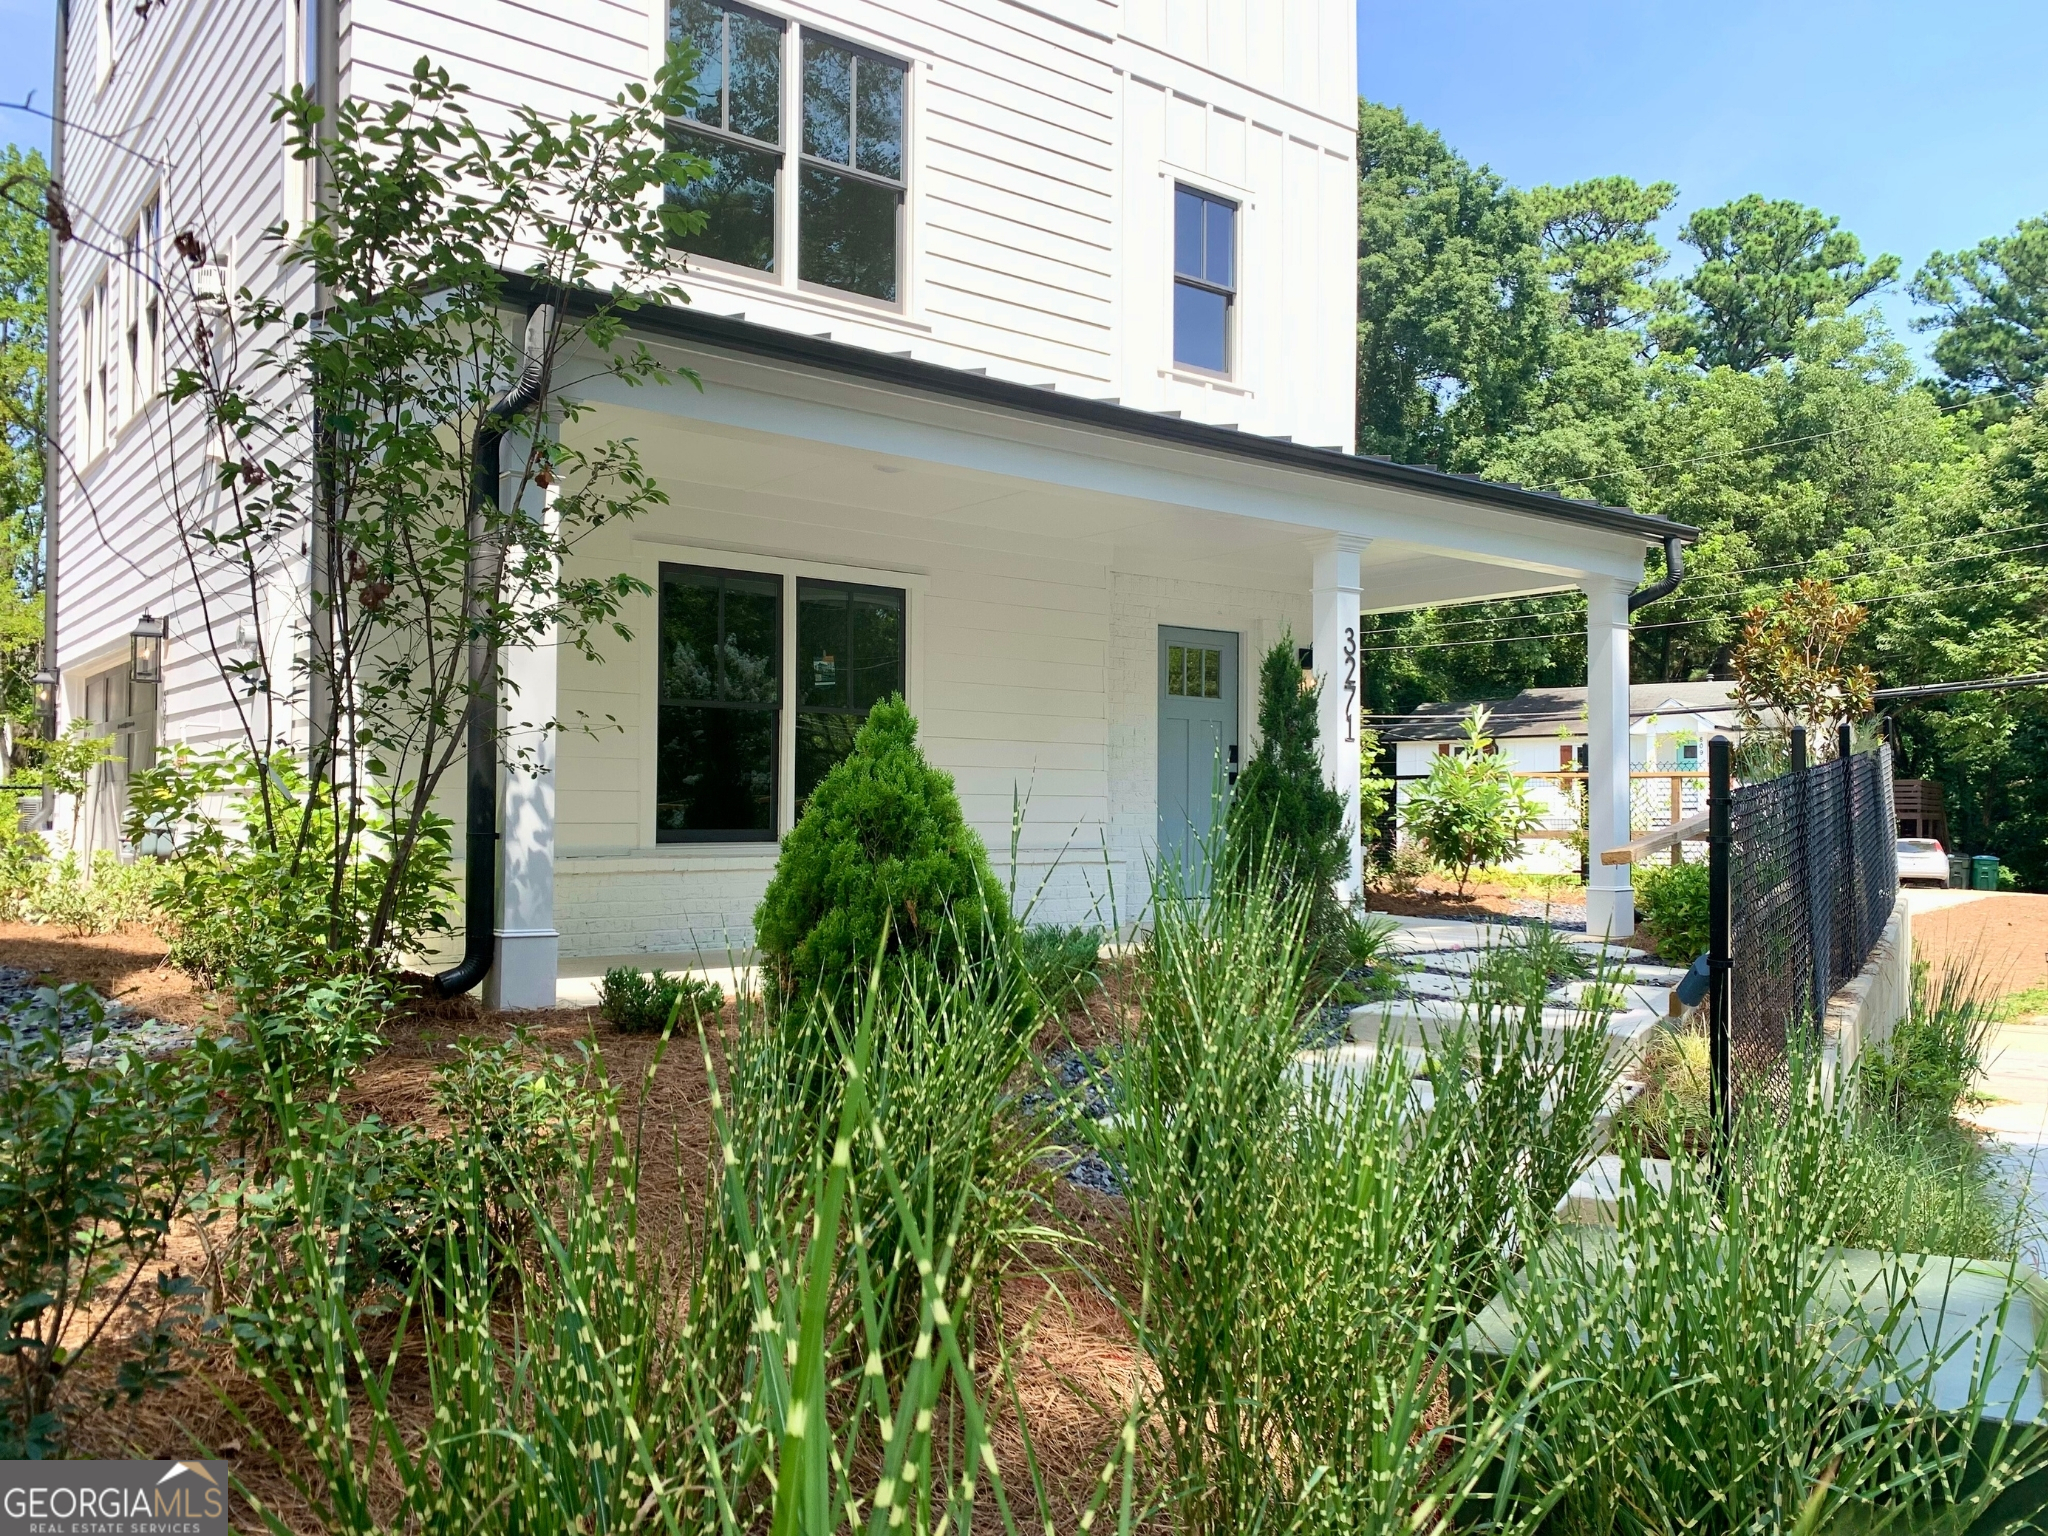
1343,626 -> 1357,743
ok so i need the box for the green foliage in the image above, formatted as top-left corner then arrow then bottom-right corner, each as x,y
754,698 -> 1012,1015
1468,919 -> 1592,1003
1115,854 -> 1610,1531
1656,194 -> 1900,372
0,791 -> 41,920
1913,212 -> 2048,406
0,989 -> 218,1454
151,61 -> 705,964
0,146 -> 46,733
1633,857 -> 1711,963
1529,174 -> 1678,331
22,851 -> 155,937
1399,707 -> 1544,894
595,966 -> 722,1034
1355,101 -> 1550,466
224,963 -> 1113,1536
1018,923 -> 1104,1015
1508,1053 -> 2048,1530
132,746 -> 452,990
1225,636 -> 1349,965
1865,961 -> 1993,1130
1347,101 -> 2048,889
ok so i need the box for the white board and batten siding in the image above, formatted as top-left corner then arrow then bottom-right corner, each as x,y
344,0 -> 1357,447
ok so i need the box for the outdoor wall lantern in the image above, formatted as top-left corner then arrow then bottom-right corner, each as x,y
130,613 -> 169,685
32,667 -> 56,736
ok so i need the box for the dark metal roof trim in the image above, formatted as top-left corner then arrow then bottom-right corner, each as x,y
514,276 -> 1698,546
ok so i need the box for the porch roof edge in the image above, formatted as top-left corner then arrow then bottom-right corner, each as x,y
513,277 -> 1698,547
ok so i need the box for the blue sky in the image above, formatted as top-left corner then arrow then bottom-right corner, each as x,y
1357,0 -> 2048,368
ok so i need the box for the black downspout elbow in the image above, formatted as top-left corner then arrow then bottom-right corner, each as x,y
1628,534 -> 1686,614
433,344 -> 549,999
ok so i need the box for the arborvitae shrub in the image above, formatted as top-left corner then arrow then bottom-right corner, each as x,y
754,697 -> 1013,1016
1226,635 -> 1350,958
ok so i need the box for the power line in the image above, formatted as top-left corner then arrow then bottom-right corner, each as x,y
1356,571 -> 2047,655
1386,533 -> 2048,641
1874,672 -> 2048,702
1363,518 -> 2048,635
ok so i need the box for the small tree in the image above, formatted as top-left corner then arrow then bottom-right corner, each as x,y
144,57 -> 707,971
1226,635 -> 1348,908
1730,578 -> 1875,754
1402,707 -> 1544,895
754,698 -> 1012,1016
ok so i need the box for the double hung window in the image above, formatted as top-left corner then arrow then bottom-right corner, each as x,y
657,563 -> 907,841
1173,185 -> 1237,374
666,2 -> 908,303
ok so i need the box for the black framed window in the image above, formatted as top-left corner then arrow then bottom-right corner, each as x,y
1173,185 -> 1236,374
799,34 -> 906,302
796,578 -> 905,800
667,0 -> 785,272
658,565 -> 782,840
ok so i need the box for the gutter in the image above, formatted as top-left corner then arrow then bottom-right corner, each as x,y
431,310 -> 551,999
41,0 -> 67,783
499,274 -> 1698,549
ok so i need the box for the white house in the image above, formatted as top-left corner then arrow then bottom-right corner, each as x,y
44,0 -> 1695,1004
1383,682 -> 1757,875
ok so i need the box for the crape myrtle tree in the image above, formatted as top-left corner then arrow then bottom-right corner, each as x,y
143,56 -> 709,965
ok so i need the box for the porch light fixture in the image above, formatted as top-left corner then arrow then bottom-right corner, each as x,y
32,667 -> 56,737
130,613 -> 169,685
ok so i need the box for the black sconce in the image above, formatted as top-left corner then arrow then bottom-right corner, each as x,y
130,613 -> 168,685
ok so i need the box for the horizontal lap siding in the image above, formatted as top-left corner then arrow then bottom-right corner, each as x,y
554,475 -> 1120,952
55,0 -> 317,754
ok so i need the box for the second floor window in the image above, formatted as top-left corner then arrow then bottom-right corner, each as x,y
666,3 -> 907,305
1173,185 -> 1236,374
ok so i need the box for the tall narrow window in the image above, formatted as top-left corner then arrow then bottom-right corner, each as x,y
1172,185 -> 1236,374
121,199 -> 158,423
658,564 -> 782,840
78,291 -> 96,457
799,35 -> 905,302
795,578 -> 904,800
667,0 -> 784,273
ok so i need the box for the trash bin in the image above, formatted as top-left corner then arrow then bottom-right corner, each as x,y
1972,854 -> 2001,891
1949,854 -> 1972,889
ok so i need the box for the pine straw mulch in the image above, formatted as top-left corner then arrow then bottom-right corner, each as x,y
24,929 -> 1146,1531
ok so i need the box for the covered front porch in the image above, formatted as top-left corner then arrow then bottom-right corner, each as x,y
483,311 -> 1692,1007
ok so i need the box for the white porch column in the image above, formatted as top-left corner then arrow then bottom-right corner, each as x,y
1583,575 -> 1634,939
1311,535 -> 1370,905
489,436 -> 560,1011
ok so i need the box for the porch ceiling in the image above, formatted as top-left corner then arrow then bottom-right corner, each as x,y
567,393 -> 1651,608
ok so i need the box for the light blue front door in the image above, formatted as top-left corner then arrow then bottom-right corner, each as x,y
1157,626 -> 1240,884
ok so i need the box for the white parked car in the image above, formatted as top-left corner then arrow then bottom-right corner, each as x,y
1896,838 -> 1950,885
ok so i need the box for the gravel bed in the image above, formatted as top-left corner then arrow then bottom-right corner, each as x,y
0,964 -> 200,1061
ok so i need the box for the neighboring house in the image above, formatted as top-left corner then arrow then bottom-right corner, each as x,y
1383,682 -> 1761,875
45,0 -> 1695,1003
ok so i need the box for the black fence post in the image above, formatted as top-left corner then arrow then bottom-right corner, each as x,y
1838,722 -> 1855,994
1790,726 -> 1807,773
1790,726 -> 1822,1031
1708,734 -> 1734,1152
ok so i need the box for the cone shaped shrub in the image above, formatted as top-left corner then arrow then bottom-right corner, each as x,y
1226,635 -> 1349,961
755,697 -> 1012,1013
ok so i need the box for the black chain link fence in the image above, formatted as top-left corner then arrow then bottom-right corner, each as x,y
1727,747 -> 1897,1102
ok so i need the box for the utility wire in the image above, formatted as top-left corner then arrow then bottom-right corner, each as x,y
1355,572 -> 2045,655
1383,530 -> 2048,640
